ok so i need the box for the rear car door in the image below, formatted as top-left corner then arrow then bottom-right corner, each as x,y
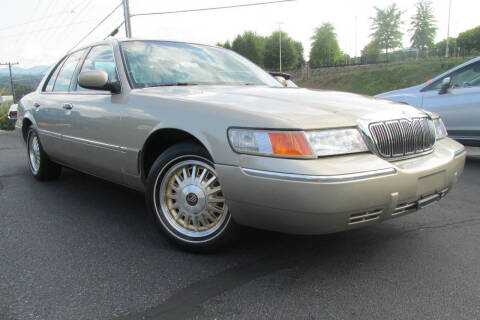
34,50 -> 86,161
421,61 -> 480,145
66,44 -> 124,183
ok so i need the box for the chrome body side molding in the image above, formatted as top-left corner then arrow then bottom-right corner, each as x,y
241,167 -> 397,183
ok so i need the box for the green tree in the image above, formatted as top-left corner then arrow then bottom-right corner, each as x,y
457,26 -> 480,55
309,23 -> 343,67
216,40 -> 232,50
434,37 -> 456,57
231,31 -> 266,67
14,83 -> 35,102
409,0 -> 437,57
263,31 -> 299,71
293,40 -> 306,68
361,40 -> 382,63
0,102 -> 15,131
370,4 -> 404,62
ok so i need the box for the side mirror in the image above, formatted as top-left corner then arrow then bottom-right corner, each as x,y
274,76 -> 287,86
439,77 -> 451,95
269,71 -> 293,87
78,70 -> 120,94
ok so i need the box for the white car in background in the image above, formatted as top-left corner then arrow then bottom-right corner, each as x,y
377,57 -> 480,146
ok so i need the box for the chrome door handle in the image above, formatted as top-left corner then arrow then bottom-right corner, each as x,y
62,103 -> 73,110
34,102 -> 40,108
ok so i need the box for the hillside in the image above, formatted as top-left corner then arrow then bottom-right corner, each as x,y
0,65 -> 49,76
294,57 -> 474,96
0,75 -> 43,92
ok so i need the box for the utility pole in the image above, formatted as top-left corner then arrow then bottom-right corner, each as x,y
355,16 -> 358,62
277,22 -> 284,72
445,0 -> 452,57
0,62 -> 19,103
123,0 -> 132,38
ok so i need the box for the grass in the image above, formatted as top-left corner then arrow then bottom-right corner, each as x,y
0,101 -> 14,131
295,57 -> 473,96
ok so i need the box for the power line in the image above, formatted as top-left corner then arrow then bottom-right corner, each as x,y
0,9 -> 77,32
131,0 -> 296,17
47,0 -> 94,53
106,0 -> 295,38
105,21 -> 125,40
0,18 -> 99,39
68,2 -> 123,53
15,0 -> 44,61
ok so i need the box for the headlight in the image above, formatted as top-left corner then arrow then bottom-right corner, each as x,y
228,128 -> 368,158
433,118 -> 447,139
228,129 -> 314,158
304,129 -> 369,156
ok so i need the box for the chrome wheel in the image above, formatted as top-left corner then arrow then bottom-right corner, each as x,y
156,159 -> 228,238
28,133 -> 41,174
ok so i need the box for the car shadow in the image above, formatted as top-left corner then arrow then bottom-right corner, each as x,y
54,167 -> 400,255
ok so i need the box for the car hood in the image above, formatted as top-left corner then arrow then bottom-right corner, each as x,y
137,86 -> 426,129
376,84 -> 423,98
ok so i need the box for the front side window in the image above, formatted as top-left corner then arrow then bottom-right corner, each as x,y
77,45 -> 117,91
450,62 -> 480,88
53,50 -> 85,92
426,62 -> 480,91
120,40 -> 281,88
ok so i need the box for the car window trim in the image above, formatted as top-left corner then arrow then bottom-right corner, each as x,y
72,44 -> 121,94
118,41 -> 137,89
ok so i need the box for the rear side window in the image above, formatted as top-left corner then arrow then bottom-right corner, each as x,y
77,45 -> 117,91
44,58 -> 66,92
53,50 -> 85,92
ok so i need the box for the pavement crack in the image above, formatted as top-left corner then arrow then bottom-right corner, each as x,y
115,251 -> 302,320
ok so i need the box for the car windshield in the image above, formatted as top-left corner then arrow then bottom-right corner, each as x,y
120,40 -> 282,88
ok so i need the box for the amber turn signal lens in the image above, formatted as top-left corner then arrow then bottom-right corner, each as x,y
268,132 -> 313,156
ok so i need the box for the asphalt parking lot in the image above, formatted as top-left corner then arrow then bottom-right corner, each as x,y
1,130 -> 480,320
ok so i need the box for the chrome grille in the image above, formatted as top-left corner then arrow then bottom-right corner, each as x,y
349,209 -> 383,225
368,117 -> 436,159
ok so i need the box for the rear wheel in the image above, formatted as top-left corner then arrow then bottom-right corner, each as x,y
27,126 -> 62,181
145,142 -> 237,251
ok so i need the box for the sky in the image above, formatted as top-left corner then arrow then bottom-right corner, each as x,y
0,0 -> 479,69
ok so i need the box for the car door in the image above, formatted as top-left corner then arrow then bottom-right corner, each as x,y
34,50 -> 86,162
65,44 -> 125,183
421,61 -> 480,144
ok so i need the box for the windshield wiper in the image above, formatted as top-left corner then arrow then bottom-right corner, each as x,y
145,82 -> 199,87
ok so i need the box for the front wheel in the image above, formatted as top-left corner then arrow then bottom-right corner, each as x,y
145,142 -> 237,252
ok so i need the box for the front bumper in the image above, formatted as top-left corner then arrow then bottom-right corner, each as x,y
216,138 -> 466,234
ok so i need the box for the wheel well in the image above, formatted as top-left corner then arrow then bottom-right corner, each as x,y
141,129 -> 208,179
22,118 -> 32,142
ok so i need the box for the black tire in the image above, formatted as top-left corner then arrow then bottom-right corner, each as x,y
26,126 -> 62,181
145,141 -> 238,252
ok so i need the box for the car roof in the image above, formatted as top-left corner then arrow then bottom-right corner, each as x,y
116,38 -> 222,49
